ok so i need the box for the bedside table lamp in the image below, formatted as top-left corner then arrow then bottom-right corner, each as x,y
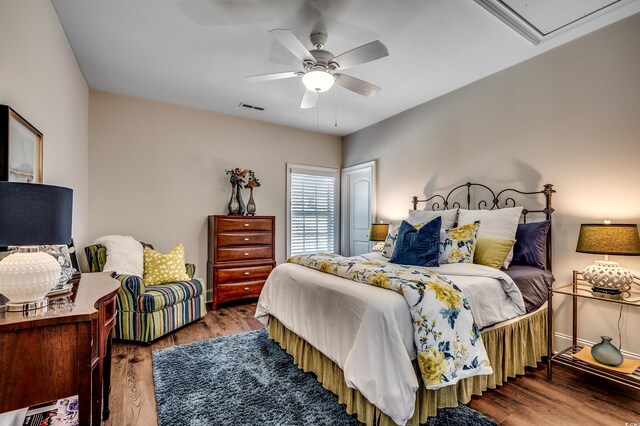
576,222 -> 640,298
369,223 -> 389,252
0,182 -> 73,311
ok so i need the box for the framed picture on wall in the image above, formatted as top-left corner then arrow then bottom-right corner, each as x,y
0,105 -> 43,183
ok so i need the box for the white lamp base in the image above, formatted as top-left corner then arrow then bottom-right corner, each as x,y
583,260 -> 633,295
371,242 -> 385,252
0,249 -> 61,310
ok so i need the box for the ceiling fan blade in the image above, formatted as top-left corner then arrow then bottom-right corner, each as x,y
300,90 -> 319,109
269,29 -> 315,63
334,74 -> 380,97
332,40 -> 389,71
245,71 -> 302,83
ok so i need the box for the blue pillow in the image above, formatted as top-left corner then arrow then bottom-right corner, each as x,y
389,217 -> 441,267
512,220 -> 551,269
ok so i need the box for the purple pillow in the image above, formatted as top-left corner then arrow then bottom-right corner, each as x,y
512,220 -> 551,269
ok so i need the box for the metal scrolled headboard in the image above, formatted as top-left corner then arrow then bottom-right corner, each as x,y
412,182 -> 556,271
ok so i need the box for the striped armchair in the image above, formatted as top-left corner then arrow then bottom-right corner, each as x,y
85,243 -> 207,343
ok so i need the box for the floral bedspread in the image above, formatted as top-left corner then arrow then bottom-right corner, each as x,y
287,253 -> 493,389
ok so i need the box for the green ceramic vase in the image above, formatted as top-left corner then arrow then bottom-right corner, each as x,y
591,336 -> 623,366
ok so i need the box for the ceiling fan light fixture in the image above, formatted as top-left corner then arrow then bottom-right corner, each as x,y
302,70 -> 335,93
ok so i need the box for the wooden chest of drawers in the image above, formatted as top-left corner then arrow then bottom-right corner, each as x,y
208,215 -> 275,310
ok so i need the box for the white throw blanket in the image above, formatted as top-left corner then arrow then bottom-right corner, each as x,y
93,235 -> 143,277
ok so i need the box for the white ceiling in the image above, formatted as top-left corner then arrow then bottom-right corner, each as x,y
51,0 -> 640,136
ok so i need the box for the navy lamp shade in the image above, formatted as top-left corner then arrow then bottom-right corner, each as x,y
0,182 -> 73,311
0,182 -> 73,246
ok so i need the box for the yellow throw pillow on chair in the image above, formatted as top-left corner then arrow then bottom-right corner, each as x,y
143,243 -> 190,285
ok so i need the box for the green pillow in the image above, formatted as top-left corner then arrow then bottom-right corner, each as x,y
474,237 -> 516,269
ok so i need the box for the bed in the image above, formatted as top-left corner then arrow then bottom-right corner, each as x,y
256,182 -> 555,425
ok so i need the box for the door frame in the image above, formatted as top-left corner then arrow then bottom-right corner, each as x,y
340,161 -> 376,256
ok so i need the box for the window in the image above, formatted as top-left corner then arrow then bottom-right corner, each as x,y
287,164 -> 339,257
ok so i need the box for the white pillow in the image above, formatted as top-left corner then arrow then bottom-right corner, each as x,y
93,235 -> 144,277
407,209 -> 458,229
457,206 -> 523,268
381,209 -> 458,258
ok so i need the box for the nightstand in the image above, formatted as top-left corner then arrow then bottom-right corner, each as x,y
547,270 -> 640,390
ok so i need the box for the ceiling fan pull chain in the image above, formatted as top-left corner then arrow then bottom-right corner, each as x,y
316,104 -> 319,132
335,86 -> 338,128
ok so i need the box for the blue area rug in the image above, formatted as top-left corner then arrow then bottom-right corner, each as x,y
152,329 -> 497,426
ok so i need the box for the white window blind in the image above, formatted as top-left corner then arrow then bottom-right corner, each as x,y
287,165 -> 339,257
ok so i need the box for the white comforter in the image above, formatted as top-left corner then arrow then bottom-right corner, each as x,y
255,253 -> 525,425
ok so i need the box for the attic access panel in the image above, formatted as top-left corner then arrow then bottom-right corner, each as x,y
475,0 -> 626,44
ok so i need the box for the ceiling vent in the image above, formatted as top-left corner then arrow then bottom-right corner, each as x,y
239,102 -> 265,111
474,0 -> 627,45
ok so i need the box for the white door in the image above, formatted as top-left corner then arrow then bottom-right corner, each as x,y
341,161 -> 376,257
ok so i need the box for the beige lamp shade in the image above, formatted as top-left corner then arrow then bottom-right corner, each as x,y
369,223 -> 389,242
576,224 -> 640,256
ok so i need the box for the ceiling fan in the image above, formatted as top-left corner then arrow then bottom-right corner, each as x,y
245,29 -> 389,109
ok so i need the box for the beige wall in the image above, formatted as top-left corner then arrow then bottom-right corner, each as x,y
88,91 -> 341,300
343,14 -> 640,356
0,1 -> 89,263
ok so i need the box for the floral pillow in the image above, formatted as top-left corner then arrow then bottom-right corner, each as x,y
439,221 -> 480,264
382,222 -> 401,258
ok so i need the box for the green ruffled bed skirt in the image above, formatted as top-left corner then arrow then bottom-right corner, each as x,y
268,306 -> 547,425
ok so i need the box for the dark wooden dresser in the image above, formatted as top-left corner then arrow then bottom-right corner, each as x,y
208,215 -> 275,310
0,272 -> 120,425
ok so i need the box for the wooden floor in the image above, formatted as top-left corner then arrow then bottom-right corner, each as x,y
106,302 -> 640,426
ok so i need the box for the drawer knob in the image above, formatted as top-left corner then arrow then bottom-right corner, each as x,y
244,272 -> 250,276
244,238 -> 250,241
244,252 -> 250,256
244,287 -> 250,291
243,223 -> 250,227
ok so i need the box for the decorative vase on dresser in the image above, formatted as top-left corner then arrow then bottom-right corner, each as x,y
208,215 -> 275,310
246,187 -> 256,216
227,183 -> 240,215
236,182 -> 246,216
